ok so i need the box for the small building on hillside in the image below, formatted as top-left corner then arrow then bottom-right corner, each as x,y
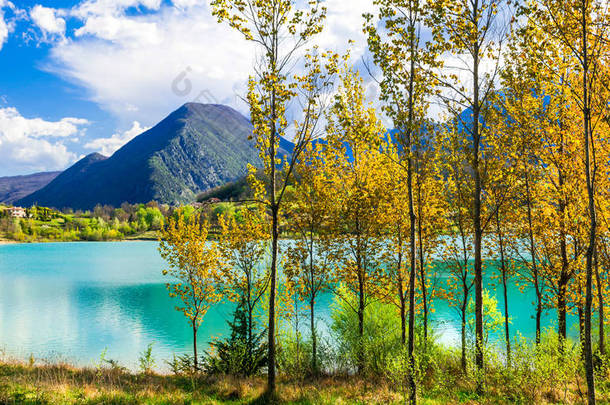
7,207 -> 27,218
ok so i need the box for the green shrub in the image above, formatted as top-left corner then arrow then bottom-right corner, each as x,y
165,353 -> 198,376
103,229 -> 123,240
137,206 -> 165,231
118,223 -> 133,235
330,287 -> 402,375
277,328 -> 311,378
138,342 -> 156,374
466,289 -> 506,347
203,300 -> 267,376
490,330 -> 581,403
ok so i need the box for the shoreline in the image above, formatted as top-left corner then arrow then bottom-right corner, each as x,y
0,238 -> 158,245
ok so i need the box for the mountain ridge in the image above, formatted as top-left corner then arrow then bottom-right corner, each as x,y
17,103 -> 290,210
0,171 -> 62,205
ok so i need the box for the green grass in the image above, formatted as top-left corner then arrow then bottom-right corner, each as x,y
2,359 -> 600,405
0,360 -> 481,405
123,231 -> 159,241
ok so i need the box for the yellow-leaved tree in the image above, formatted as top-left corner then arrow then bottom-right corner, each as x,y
377,140 -> 411,348
437,121 -> 475,373
159,212 -> 222,370
284,143 -> 335,375
364,2 -> 440,399
413,134 -> 447,347
523,1 -> 610,401
210,0 -> 337,392
427,0 -> 515,381
321,66 -> 387,375
216,206 -> 269,373
498,29 -> 549,345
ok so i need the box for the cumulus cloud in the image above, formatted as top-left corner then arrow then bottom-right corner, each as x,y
41,0 -> 376,127
0,0 -> 19,51
84,121 -> 149,156
315,0 -> 377,57
71,0 -> 162,19
0,11 -> 7,50
0,107 -> 89,176
46,5 -> 253,125
171,0 -> 202,9
30,5 -> 66,40
74,15 -> 160,44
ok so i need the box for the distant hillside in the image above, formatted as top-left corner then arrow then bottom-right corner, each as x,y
197,173 -> 256,203
18,103 -> 291,210
0,171 -> 61,204
197,176 -> 250,202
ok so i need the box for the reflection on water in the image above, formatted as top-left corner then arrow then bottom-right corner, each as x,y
0,241 -> 579,370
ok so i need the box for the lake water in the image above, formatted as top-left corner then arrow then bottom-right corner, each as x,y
0,241 -> 579,371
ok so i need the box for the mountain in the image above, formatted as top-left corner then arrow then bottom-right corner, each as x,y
17,153 -> 109,209
18,103 -> 291,210
0,171 -> 61,205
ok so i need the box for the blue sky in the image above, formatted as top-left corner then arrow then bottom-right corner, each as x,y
0,0 -> 376,176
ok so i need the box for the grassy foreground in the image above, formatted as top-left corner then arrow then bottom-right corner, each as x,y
0,359 -> 602,405
0,361 -> 414,405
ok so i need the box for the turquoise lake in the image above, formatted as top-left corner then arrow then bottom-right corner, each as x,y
0,241 -> 580,371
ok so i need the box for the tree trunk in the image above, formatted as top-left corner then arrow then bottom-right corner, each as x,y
193,321 -> 198,370
536,300 -> 542,346
266,77 -> 279,395
310,296 -> 317,373
295,297 -> 301,370
595,250 -> 604,356
358,278 -> 365,374
580,303 -> 585,352
525,169 -> 542,345
404,12 -> 420,401
398,235 -> 407,346
582,4 -> 596,399
461,298 -> 467,373
558,282 -> 568,347
558,248 -> 569,347
248,306 -> 253,369
471,19 -> 484,385
399,272 -> 407,346
558,147 -> 569,351
473,100 -> 484,385
267,205 -> 279,393
248,281 -> 253,369
496,209 -> 510,367
417,181 -> 428,347
407,127 -> 417,405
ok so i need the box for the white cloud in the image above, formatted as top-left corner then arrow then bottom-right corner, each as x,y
0,107 -> 89,175
71,0 -> 162,19
85,120 -> 149,156
46,4 -> 253,125
30,5 -> 66,40
0,0 -> 18,51
171,0 -> 202,9
0,13 -> 7,50
315,0 -> 377,56
41,1 -> 375,127
74,15 -> 161,44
